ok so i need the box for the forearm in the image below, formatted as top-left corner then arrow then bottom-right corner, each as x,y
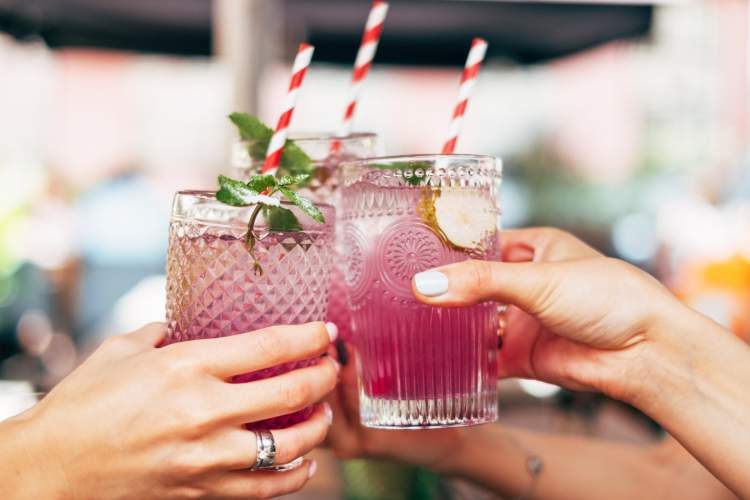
437,425 -> 726,500
0,412 -> 68,500
629,306 -> 750,498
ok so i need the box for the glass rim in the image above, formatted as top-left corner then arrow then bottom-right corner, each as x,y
171,191 -> 335,232
340,154 -> 502,186
173,190 -> 334,209
238,132 -> 378,145
341,153 -> 501,167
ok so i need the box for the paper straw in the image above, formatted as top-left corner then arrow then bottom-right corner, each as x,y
337,1 -> 389,137
262,44 -> 315,176
441,38 -> 488,154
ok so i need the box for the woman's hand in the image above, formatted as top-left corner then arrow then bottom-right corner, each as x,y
414,228 -> 750,497
324,343 -> 465,471
324,227 -> 673,469
1,322 -> 339,500
412,227 -> 694,404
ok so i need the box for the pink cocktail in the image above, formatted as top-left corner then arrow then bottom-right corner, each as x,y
341,155 -> 502,429
164,191 -> 336,430
231,133 -> 383,342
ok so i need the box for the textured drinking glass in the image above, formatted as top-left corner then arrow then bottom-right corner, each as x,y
164,191 -> 336,430
231,133 -> 383,342
340,155 -> 502,429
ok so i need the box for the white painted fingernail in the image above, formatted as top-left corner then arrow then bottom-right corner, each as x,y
308,459 -> 318,479
322,402 -> 333,426
414,271 -> 449,296
325,322 -> 338,343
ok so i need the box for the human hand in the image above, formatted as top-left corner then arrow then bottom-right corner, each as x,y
323,343 -> 465,471
412,227 -> 696,404
1,322 -> 339,500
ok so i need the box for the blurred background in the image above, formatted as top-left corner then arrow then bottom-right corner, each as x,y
0,0 -> 749,498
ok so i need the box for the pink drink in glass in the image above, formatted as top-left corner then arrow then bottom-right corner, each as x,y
164,192 -> 336,430
231,133 -> 383,342
341,155 -> 501,428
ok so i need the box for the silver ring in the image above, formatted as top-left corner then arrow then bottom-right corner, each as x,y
250,430 -> 276,470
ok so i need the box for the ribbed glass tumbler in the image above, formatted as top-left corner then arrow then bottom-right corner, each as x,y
164,191 -> 336,430
340,155 -> 502,429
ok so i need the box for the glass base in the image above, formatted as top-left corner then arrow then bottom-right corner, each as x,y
262,457 -> 303,471
359,393 -> 498,429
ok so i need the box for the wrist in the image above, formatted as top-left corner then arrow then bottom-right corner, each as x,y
429,428 -> 471,475
598,294 -> 697,408
619,300 -> 735,417
434,425 -> 538,498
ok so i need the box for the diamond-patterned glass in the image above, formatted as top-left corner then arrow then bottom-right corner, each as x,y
164,193 -> 336,429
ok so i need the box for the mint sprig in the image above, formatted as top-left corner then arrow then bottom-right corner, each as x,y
216,174 -> 324,275
229,112 -> 313,179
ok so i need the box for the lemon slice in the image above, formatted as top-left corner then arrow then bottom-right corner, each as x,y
433,189 -> 498,249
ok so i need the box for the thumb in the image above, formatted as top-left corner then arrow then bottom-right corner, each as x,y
411,260 -> 558,315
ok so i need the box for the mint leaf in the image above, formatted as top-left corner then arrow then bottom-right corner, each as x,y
247,174 -> 278,193
247,139 -> 269,162
228,112 -> 313,177
228,112 -> 313,180
217,175 -> 260,206
279,187 -> 325,224
279,140 -> 313,177
262,205 -> 303,232
229,112 -> 273,140
279,174 -> 309,186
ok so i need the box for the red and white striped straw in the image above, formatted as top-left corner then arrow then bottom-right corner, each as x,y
337,1 -> 389,137
262,43 -> 315,176
441,38 -> 488,154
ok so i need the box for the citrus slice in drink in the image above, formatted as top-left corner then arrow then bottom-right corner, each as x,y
434,189 -> 497,249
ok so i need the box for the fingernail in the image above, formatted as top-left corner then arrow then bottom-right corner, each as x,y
308,459 -> 317,479
414,271 -> 449,296
336,338 -> 349,366
323,402 -> 333,426
325,322 -> 338,343
327,356 -> 340,374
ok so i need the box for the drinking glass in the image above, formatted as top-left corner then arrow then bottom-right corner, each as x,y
231,133 -> 384,342
164,191 -> 336,435
340,155 -> 502,429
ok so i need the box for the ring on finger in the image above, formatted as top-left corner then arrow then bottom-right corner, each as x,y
250,430 -> 276,470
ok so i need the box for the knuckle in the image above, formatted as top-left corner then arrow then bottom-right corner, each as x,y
254,481 -> 284,499
465,260 -> 494,291
185,407 -> 217,436
253,330 -> 287,360
538,227 -> 569,242
171,449 -> 215,478
602,257 -> 638,285
548,227 -> 569,239
101,335 -> 131,354
279,378 -> 311,410
529,274 -> 557,315
158,347 -> 197,378
165,403 -> 215,439
278,435 -> 302,463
